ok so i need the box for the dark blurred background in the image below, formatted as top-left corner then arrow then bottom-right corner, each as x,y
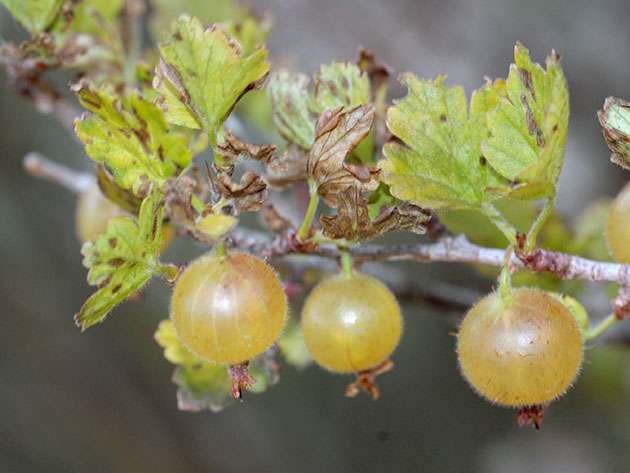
2,1 -> 630,472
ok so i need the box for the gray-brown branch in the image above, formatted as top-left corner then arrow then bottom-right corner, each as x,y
230,229 -> 630,287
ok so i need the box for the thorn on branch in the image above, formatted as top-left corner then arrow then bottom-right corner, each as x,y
345,359 -> 394,400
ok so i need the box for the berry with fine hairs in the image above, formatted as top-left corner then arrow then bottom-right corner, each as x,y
170,251 -> 287,365
457,287 -> 584,407
302,272 -> 402,373
607,182 -> 630,263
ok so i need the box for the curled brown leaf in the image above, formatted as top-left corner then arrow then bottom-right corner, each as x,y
307,104 -> 378,208
218,128 -> 277,166
215,171 -> 268,213
320,187 -> 428,241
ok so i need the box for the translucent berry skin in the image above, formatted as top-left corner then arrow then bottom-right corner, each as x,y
607,183 -> 630,263
457,288 -> 583,407
170,252 -> 287,365
302,272 -> 402,373
75,183 -> 124,243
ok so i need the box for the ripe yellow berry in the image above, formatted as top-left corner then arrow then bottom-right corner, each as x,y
170,252 -> 287,365
302,272 -> 402,373
75,183 -> 124,243
457,287 -> 583,407
607,183 -> 630,263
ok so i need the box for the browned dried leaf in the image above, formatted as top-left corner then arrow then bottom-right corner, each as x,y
217,128 -> 277,165
320,187 -> 428,241
261,203 -> 293,233
307,105 -> 378,207
598,97 -> 630,171
215,171 -> 268,213
265,145 -> 309,187
357,48 -> 391,96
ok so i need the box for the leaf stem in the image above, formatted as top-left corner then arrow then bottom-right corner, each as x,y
191,194 -> 205,213
215,241 -> 226,257
481,203 -> 518,245
341,250 -> 354,277
524,193 -> 556,253
498,247 -> 513,305
123,0 -> 144,88
297,180 -> 320,242
585,314 -> 618,341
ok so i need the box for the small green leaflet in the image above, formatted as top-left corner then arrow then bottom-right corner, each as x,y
482,43 -> 569,200
268,62 -> 370,151
74,82 -> 192,196
1,0 -> 63,34
155,319 -> 277,412
153,15 -> 269,142
598,97 -> 630,171
75,189 -> 171,331
150,0 -> 246,41
381,74 -> 508,209
59,0 -> 124,39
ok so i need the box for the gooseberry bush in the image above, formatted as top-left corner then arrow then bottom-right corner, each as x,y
4,0 -> 630,427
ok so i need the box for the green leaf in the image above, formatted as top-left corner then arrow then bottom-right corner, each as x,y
155,319 -> 276,412
381,74 -> 508,209
75,189 -> 168,330
153,15 -> 269,141
598,97 -> 630,171
481,43 -> 569,200
277,321 -> 312,369
1,0 -> 63,34
268,62 -> 370,151
150,0 -> 246,41
74,82 -> 192,196
268,70 -> 314,149
438,198 -> 570,251
550,293 -> 589,336
569,199 -> 613,261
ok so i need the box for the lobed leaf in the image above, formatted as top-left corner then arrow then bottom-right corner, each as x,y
1,0 -> 63,34
268,62 -> 370,150
153,15 -> 269,140
382,74 -> 508,209
75,189 -> 169,330
598,97 -> 630,171
481,43 -> 569,199
74,81 -> 192,196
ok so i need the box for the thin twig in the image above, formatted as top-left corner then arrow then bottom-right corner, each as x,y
23,152 -> 93,193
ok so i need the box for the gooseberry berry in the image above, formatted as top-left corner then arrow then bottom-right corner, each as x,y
457,287 -> 583,407
302,272 -> 402,373
607,182 -> 630,263
75,182 -> 125,243
170,251 -> 287,365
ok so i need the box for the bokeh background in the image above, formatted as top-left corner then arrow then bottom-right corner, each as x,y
2,0 -> 630,472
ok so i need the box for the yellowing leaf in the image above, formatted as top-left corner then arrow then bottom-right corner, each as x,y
195,214 -> 238,239
382,74 -> 508,209
1,0 -> 63,34
74,82 -> 192,196
598,97 -> 630,171
482,43 -> 569,199
153,15 -> 269,141
76,189 -> 171,330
